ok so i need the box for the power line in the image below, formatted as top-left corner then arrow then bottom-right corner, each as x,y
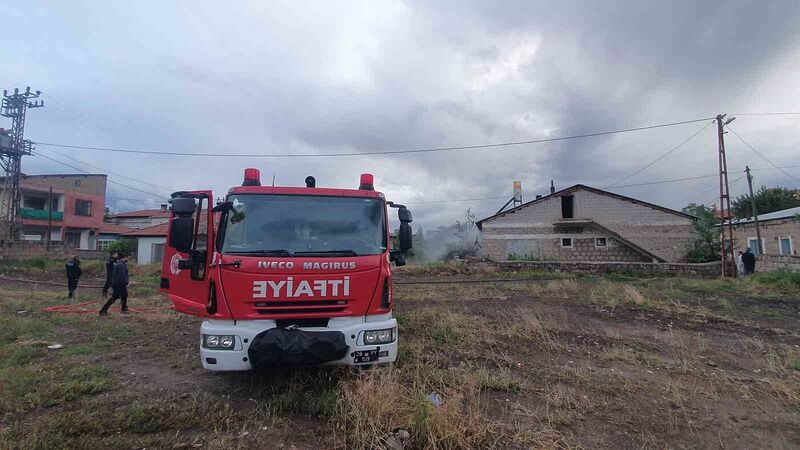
605,120 -> 715,188
31,151 -> 167,200
32,117 -> 717,158
405,196 -> 508,205
731,112 -> 800,116
725,125 -> 800,184
611,173 -> 719,189
35,146 -> 174,195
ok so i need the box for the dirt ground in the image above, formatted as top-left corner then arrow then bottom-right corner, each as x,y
0,262 -> 798,449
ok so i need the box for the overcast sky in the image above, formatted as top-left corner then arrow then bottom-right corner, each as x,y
2,0 -> 799,229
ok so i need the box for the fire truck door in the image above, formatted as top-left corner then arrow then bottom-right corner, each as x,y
161,190 -> 215,317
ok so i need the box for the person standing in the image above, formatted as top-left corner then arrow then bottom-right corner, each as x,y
736,250 -> 745,277
742,247 -> 756,276
99,254 -> 130,315
65,255 -> 82,298
101,252 -> 118,297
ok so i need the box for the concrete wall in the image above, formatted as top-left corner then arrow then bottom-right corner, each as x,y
0,241 -> 105,260
481,188 -> 694,262
496,260 -> 721,278
758,254 -> 800,272
733,218 -> 798,256
136,236 -> 166,264
22,174 -> 107,196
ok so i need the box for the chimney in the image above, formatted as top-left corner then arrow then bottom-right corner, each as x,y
160,203 -> 168,212
550,180 -> 555,194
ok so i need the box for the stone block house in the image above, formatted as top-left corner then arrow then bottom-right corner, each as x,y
731,206 -> 798,257
476,185 -> 695,263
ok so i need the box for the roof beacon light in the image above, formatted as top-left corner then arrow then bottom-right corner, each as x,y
359,173 -> 374,190
242,168 -> 261,186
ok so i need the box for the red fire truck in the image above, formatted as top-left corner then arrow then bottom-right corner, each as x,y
160,169 -> 413,371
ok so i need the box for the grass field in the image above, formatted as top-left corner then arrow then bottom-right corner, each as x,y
0,262 -> 798,449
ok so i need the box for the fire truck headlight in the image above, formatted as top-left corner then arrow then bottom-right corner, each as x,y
205,335 -> 220,348
219,336 -> 234,348
203,334 -> 236,349
363,328 -> 395,345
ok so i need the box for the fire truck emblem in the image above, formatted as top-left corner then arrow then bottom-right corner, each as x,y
170,254 -> 182,275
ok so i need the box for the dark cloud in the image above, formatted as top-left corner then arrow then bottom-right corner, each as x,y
2,0 -> 799,228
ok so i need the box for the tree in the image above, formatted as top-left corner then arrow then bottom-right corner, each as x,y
108,239 -> 135,256
682,203 -> 720,263
732,186 -> 800,219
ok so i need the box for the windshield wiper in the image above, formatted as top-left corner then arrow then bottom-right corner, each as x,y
294,250 -> 359,257
226,249 -> 293,256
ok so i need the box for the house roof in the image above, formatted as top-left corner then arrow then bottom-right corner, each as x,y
731,206 -> 800,225
476,184 -> 695,229
98,223 -> 135,235
122,222 -> 169,237
109,208 -> 170,219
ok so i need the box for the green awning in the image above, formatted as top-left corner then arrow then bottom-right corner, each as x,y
21,208 -> 63,221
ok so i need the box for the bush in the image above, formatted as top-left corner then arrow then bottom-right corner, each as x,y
748,268 -> 800,290
107,239 -> 134,255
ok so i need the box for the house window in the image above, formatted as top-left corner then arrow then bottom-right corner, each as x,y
561,195 -> 574,219
747,237 -> 766,256
23,196 -> 47,210
779,237 -> 793,255
75,199 -> 92,217
561,238 -> 573,248
596,237 -> 607,247
98,239 -> 116,251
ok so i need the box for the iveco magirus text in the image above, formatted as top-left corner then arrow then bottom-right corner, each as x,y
160,169 -> 413,371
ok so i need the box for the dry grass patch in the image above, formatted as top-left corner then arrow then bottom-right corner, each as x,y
338,369 -> 502,449
589,282 -> 655,316
505,311 -> 566,353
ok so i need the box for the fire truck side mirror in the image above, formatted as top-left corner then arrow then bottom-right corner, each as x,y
169,217 -> 194,252
171,197 -> 196,214
398,222 -> 412,252
398,207 -> 412,223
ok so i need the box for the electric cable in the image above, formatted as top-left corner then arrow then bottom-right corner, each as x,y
32,117 -> 716,158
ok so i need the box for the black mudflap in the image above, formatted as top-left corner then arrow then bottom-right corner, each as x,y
248,327 -> 348,369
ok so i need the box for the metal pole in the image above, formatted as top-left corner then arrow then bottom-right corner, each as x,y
716,114 -> 736,278
47,186 -> 52,251
745,166 -> 763,255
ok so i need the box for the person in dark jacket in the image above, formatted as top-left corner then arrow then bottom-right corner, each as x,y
742,247 -> 756,275
101,252 -> 118,297
99,254 -> 130,315
65,255 -> 82,298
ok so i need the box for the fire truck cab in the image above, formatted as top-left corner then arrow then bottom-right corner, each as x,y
160,169 -> 412,371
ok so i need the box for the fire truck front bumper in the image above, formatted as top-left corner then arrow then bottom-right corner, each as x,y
199,315 -> 398,371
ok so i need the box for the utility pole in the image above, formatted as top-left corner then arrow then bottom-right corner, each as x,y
47,186 -> 53,251
716,114 -> 736,277
744,166 -> 763,255
0,87 -> 44,241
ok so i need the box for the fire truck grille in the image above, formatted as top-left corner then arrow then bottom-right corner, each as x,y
254,300 -> 348,315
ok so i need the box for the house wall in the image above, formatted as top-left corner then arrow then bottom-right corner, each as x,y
733,218 -> 798,256
114,217 -> 158,229
136,236 -> 167,264
481,225 -> 650,262
481,188 -> 694,262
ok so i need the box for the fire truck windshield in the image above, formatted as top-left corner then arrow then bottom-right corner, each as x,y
219,194 -> 387,256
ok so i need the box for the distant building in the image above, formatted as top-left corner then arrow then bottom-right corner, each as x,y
0,173 -> 107,249
122,222 -> 168,264
477,184 -> 695,263
105,205 -> 170,229
97,222 -> 136,251
731,206 -> 799,256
